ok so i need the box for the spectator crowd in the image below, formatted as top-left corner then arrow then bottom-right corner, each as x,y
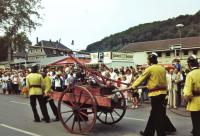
0,62 -> 188,109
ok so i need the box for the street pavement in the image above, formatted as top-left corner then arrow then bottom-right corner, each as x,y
0,94 -> 193,136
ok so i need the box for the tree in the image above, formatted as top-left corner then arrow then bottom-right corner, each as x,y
13,32 -> 32,52
0,0 -> 42,36
0,0 -> 42,63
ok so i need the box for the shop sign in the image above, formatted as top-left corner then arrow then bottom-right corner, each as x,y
112,52 -> 133,60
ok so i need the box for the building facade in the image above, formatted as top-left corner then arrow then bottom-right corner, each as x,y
120,36 -> 200,67
28,40 -> 71,61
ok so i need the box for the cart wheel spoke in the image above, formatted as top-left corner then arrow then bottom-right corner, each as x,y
78,90 -> 83,104
98,112 -> 103,118
72,93 -> 77,104
63,102 -> 73,109
105,113 -> 107,122
78,116 -> 82,131
64,113 -> 74,123
61,110 -> 73,114
113,109 -> 121,117
80,111 -> 88,118
79,97 -> 90,108
69,95 -> 76,107
110,113 -> 115,122
78,113 -> 88,126
71,116 -> 76,131
69,101 -> 75,107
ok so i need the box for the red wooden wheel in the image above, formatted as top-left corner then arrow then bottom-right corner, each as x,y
97,91 -> 126,125
58,86 -> 97,134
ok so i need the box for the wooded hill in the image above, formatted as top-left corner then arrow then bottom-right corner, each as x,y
86,10 -> 200,52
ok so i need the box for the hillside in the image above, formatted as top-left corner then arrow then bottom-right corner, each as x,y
86,11 -> 200,52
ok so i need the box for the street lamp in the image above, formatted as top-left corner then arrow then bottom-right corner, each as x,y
176,24 -> 184,59
176,24 -> 184,45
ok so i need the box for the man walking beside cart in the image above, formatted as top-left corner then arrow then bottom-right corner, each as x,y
129,52 -> 175,136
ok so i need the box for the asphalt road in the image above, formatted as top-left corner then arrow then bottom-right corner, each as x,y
0,94 -> 193,136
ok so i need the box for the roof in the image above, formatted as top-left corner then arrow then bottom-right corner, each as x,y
120,36 -> 200,52
48,57 -> 91,66
35,56 -> 67,66
34,40 -> 71,51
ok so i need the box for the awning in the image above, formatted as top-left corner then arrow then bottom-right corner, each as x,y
48,57 -> 91,66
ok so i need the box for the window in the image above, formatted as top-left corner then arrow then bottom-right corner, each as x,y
30,50 -> 32,53
35,57 -> 38,59
193,50 -> 198,55
35,49 -> 37,53
157,52 -> 162,57
165,51 -> 170,57
176,50 -> 180,56
41,49 -> 43,52
53,50 -> 56,54
183,50 -> 188,55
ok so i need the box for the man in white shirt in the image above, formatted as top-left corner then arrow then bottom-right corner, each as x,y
110,68 -> 117,80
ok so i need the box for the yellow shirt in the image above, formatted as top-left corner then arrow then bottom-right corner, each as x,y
26,73 -> 44,96
183,68 -> 200,111
131,64 -> 167,97
43,76 -> 52,94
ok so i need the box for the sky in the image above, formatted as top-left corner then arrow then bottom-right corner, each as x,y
28,0 -> 200,51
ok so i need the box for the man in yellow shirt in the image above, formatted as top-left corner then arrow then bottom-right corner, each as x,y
131,53 -> 174,136
42,71 -> 59,121
26,64 -> 50,123
183,55 -> 200,136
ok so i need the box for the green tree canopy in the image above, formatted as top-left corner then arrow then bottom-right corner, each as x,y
0,0 -> 42,37
86,10 -> 200,52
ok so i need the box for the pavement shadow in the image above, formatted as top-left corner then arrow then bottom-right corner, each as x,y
88,122 -> 139,136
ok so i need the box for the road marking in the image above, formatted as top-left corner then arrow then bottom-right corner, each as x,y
121,116 -> 145,122
0,123 -> 42,136
10,101 -> 30,106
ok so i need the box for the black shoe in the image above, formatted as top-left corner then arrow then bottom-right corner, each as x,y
41,118 -> 50,123
139,131 -> 145,136
33,119 -> 40,122
165,131 -> 176,135
45,120 -> 50,123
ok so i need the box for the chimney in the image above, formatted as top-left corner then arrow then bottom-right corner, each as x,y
36,37 -> 39,44
49,39 -> 52,43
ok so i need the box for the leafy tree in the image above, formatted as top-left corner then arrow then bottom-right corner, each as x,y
0,0 -> 42,36
13,32 -> 32,52
86,10 -> 200,52
0,0 -> 42,62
